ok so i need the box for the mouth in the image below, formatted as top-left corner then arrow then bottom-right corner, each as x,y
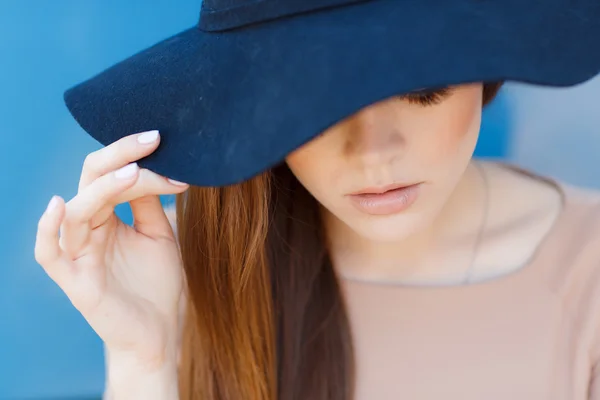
346,182 -> 423,216
348,182 -> 421,196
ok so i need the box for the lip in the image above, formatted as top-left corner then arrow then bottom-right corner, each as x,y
347,182 -> 422,215
349,182 -> 420,195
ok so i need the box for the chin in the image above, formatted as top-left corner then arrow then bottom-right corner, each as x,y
342,211 -> 429,243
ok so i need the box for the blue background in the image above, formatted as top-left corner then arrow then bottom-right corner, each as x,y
0,1 -> 518,398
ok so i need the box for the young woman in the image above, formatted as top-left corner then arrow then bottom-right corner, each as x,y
35,1 -> 600,399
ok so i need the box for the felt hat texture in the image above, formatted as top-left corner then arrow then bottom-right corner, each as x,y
64,0 -> 600,187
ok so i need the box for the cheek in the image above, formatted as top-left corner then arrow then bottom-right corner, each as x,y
285,137 -> 343,198
286,135 -> 322,183
420,90 -> 482,162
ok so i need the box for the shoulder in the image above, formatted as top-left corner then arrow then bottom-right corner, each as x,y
474,161 -> 600,280
476,162 -> 575,274
549,172 -> 600,245
556,182 -> 600,270
495,164 -> 600,363
483,161 -> 600,241
552,184 -> 600,363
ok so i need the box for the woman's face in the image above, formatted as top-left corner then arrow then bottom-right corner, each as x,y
285,83 -> 483,242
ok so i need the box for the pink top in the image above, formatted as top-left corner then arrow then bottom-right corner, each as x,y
341,178 -> 600,399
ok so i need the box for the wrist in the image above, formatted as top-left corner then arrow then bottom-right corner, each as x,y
105,348 -> 179,400
107,343 -> 178,374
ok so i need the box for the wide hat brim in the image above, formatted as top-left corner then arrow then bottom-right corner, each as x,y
64,0 -> 600,187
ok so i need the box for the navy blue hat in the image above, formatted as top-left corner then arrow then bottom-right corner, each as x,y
64,0 -> 600,187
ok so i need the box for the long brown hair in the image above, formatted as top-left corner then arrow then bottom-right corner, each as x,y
176,82 -> 503,400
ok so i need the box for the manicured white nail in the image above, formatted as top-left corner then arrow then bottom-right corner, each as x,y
115,163 -> 139,179
137,130 -> 159,144
168,178 -> 188,186
45,196 -> 59,214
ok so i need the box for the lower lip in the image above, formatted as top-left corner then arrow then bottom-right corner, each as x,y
348,184 -> 421,215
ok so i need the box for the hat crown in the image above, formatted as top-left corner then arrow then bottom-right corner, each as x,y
199,0 -> 371,31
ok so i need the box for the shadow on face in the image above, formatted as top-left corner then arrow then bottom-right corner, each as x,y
285,83 -> 484,242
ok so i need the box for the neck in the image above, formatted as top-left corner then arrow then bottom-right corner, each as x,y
323,160 -> 488,283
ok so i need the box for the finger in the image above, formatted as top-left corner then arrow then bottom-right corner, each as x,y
35,196 -> 75,286
130,195 -> 175,239
110,168 -> 189,206
61,163 -> 140,258
89,168 -> 189,229
79,130 -> 160,191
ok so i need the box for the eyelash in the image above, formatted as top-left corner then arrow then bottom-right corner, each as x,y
400,87 -> 452,106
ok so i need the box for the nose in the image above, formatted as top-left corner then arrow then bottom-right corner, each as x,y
344,103 -> 405,166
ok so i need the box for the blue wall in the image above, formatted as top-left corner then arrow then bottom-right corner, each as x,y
0,1 -> 509,398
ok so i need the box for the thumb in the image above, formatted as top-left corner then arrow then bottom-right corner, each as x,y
130,195 -> 174,239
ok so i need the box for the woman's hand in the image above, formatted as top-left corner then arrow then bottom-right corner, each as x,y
35,130 -> 189,370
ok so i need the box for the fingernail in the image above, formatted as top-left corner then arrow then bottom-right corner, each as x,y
168,178 -> 188,186
115,163 -> 139,179
137,130 -> 159,144
45,196 -> 59,214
